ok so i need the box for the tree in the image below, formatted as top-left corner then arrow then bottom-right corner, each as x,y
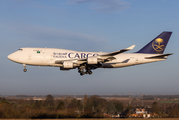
34,100 -> 42,109
44,94 -> 54,106
109,100 -> 124,112
84,95 -> 107,112
68,98 -> 83,110
77,100 -> 83,110
57,100 -> 65,110
83,94 -> 87,106
152,101 -> 160,114
107,102 -> 116,114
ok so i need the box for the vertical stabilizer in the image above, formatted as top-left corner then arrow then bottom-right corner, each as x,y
137,32 -> 172,54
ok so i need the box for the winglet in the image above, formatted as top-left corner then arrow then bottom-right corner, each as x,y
127,45 -> 135,50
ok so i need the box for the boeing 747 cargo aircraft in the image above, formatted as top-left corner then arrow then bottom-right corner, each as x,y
8,32 -> 173,76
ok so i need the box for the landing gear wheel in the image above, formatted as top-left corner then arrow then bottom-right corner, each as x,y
85,69 -> 92,75
80,72 -> 85,76
78,67 -> 85,75
23,69 -> 27,72
89,71 -> 92,75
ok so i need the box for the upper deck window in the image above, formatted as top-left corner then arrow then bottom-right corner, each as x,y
18,49 -> 23,51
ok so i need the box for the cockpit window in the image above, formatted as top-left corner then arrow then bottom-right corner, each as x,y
18,49 -> 23,51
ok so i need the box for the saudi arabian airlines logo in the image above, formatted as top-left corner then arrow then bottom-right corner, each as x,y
152,38 -> 165,52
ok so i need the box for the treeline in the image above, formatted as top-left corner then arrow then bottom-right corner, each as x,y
0,95 -> 124,119
1,95 -> 179,118
151,101 -> 179,118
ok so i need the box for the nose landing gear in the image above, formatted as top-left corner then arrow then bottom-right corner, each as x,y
23,64 -> 27,72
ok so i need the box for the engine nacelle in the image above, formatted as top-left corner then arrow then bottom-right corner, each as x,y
63,61 -> 74,68
87,57 -> 98,64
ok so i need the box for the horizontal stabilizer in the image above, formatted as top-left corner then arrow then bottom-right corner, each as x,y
145,53 -> 173,59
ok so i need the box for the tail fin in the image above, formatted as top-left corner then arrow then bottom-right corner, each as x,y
137,31 -> 172,54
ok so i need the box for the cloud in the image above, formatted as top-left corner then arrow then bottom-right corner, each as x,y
67,0 -> 130,13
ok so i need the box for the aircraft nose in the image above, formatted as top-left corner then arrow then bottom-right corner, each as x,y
8,54 -> 13,60
7,53 -> 16,61
8,52 -> 22,63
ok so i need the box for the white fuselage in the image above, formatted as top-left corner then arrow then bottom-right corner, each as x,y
8,48 -> 166,68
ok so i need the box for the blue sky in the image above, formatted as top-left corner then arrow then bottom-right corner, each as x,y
1,0 -> 179,95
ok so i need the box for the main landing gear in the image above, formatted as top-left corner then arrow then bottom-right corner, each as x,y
78,67 -> 93,76
23,64 -> 27,72
85,69 -> 92,75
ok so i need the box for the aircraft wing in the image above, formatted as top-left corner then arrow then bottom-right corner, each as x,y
97,45 -> 135,63
100,45 -> 135,56
55,45 -> 135,66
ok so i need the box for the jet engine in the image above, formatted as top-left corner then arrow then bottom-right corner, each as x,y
87,57 -> 98,64
63,61 -> 74,68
